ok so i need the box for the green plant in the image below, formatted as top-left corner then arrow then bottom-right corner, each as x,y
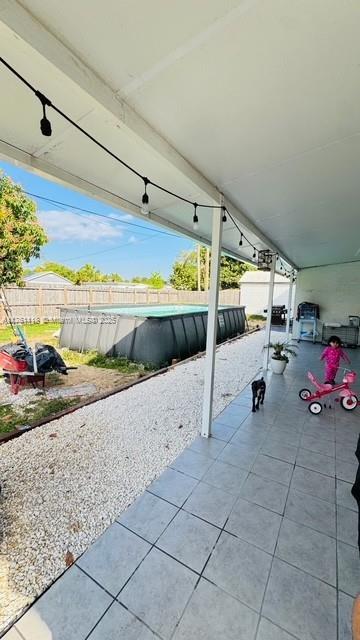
265,341 -> 298,363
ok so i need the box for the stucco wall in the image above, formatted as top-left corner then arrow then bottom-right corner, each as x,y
294,262 -> 360,341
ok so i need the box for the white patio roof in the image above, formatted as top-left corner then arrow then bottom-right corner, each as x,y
1,1 -> 360,270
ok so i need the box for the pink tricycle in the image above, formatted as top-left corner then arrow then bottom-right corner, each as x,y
299,370 -> 358,415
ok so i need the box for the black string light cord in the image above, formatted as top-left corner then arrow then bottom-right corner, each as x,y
0,54 -> 289,268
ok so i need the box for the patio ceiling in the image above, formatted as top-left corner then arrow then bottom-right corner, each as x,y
1,1 -> 360,269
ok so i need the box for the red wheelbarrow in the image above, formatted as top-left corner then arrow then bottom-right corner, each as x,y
0,351 -> 45,395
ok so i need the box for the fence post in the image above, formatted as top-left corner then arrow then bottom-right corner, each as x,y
37,288 -> 44,323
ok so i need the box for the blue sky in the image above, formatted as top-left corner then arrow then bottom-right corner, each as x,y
0,160 -> 193,280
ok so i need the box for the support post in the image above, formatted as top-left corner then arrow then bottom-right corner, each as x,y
285,275 -> 294,342
262,256 -> 276,371
197,244 -> 201,292
201,200 -> 223,438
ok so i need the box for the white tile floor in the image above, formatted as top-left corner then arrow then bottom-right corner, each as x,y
5,342 -> 360,640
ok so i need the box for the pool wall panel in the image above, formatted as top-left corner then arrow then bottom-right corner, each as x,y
59,305 -> 246,366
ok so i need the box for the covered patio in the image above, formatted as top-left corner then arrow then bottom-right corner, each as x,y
4,341 -> 359,640
1,1 -> 360,638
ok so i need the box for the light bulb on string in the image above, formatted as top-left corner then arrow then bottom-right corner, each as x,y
253,248 -> 257,260
222,207 -> 227,223
141,177 -> 150,215
36,90 -> 52,136
239,233 -> 243,247
193,203 -> 199,231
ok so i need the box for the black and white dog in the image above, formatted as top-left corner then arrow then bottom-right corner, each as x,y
251,377 -> 266,412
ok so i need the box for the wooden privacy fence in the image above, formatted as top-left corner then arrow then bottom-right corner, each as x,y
0,286 -> 241,324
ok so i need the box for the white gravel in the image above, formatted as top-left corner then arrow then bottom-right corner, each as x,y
0,331 -> 264,632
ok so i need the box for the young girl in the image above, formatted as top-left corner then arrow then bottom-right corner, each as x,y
320,335 -> 350,384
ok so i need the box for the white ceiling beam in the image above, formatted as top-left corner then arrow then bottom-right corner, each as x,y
0,0 -> 296,268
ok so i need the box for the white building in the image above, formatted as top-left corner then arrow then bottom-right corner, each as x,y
24,272 -> 73,286
240,271 -> 292,316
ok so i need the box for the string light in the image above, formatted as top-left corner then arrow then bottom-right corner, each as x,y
0,55 -> 296,273
193,203 -> 199,230
35,90 -> 52,136
141,177 -> 150,215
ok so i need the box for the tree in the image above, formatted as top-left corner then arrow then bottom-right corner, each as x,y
75,263 -> 102,284
147,272 -> 166,289
170,246 -> 253,290
0,174 -> 47,286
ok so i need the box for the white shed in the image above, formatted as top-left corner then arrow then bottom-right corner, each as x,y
240,271 -> 292,316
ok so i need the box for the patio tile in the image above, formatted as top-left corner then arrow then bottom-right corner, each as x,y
183,480 -> 236,527
147,468 -> 198,507
170,449 -> 213,480
275,409 -> 306,429
218,442 -> 258,470
336,479 -> 357,511
213,412 -> 248,429
77,523 -> 150,596
336,443 -> 356,463
188,435 -> 225,459
296,449 -> 335,477
230,427 -> 267,448
117,492 -> 178,543
338,541 -> 360,597
338,591 -> 354,640
225,497 -> 282,553
156,510 -> 219,573
211,422 -> 237,442
260,438 -> 298,464
337,505 -> 358,547
269,427 -> 302,447
252,454 -> 293,485
285,490 -> 336,537
119,548 -> 197,640
173,579 -> 258,640
16,565 -> 112,640
336,459 -> 357,483
204,531 -> 272,611
242,412 -> 276,429
88,601 -> 156,640
302,422 -> 336,442
262,558 -> 337,640
256,618 -> 298,640
301,434 -> 335,457
275,518 -> 336,585
219,403 -> 251,420
290,466 -> 335,503
202,460 -> 248,495
239,473 -> 288,514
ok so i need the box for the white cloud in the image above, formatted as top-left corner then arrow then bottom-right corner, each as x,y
39,210 -> 123,242
128,235 -> 137,244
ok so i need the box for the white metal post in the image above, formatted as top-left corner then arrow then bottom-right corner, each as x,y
201,202 -> 223,438
262,256 -> 276,371
285,276 -> 294,342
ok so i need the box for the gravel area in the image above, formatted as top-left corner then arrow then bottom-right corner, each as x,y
0,331 -> 264,632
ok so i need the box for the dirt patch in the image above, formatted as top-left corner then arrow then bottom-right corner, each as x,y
45,364 -> 139,394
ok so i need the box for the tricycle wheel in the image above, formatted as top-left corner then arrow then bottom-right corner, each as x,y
309,401 -> 322,415
299,388 -> 311,400
340,395 -> 358,411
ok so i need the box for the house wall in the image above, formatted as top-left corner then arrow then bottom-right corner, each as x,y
294,262 -> 360,342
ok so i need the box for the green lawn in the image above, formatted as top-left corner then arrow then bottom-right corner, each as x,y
0,322 -> 60,345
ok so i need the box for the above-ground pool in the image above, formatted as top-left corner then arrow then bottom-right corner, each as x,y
59,304 -> 246,366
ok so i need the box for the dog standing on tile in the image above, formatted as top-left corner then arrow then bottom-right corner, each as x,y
251,377 -> 266,412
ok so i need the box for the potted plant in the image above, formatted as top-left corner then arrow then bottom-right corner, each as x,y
265,341 -> 298,374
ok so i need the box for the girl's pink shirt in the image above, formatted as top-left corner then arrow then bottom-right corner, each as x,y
320,346 -> 350,365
